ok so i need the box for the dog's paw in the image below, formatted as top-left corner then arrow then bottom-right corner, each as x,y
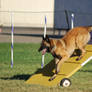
48,76 -> 56,81
48,78 -> 52,81
76,57 -> 81,61
49,78 -> 54,81
76,58 -> 80,61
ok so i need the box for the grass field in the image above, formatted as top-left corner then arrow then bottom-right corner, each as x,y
0,43 -> 92,92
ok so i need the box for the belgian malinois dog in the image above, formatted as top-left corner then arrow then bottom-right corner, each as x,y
38,26 -> 92,81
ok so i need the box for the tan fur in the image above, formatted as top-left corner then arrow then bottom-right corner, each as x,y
39,26 -> 92,81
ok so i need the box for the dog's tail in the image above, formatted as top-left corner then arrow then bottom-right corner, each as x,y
87,26 -> 92,32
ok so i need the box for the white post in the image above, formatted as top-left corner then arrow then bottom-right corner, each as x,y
71,13 -> 74,29
41,16 -> 47,68
11,12 -> 14,68
44,16 -> 47,38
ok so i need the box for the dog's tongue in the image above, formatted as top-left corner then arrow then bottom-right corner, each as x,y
42,48 -> 47,55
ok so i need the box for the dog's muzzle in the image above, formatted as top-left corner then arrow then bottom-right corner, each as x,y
38,46 -> 50,55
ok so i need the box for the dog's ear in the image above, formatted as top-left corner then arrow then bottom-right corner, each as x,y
46,35 -> 50,43
46,35 -> 49,39
42,35 -> 49,40
42,35 -> 50,42
42,36 -> 45,40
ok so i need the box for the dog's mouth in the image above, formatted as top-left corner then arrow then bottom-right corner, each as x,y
38,45 -> 50,55
42,48 -> 47,55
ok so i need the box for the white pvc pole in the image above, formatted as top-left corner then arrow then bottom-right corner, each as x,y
71,13 -> 74,29
44,16 -> 47,38
41,16 -> 47,68
11,12 -> 14,68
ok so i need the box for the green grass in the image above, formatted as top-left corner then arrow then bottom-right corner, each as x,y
0,43 -> 92,92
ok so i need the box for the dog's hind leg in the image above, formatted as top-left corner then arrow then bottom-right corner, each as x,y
76,40 -> 86,60
76,33 -> 90,61
76,46 -> 86,61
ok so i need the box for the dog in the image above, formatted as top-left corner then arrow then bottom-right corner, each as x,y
38,26 -> 92,81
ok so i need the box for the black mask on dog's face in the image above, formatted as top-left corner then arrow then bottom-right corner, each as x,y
38,35 -> 50,55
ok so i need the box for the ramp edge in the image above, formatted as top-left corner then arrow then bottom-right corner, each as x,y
81,56 -> 92,66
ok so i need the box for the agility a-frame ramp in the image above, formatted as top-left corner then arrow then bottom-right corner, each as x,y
26,45 -> 92,87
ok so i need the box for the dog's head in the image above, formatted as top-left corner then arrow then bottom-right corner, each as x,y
38,35 -> 50,55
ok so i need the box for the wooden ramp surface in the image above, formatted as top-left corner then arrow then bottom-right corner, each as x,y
26,45 -> 92,87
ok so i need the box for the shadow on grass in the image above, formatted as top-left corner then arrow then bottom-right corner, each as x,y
1,59 -> 92,81
0,59 -> 55,81
0,74 -> 31,81
34,59 -> 55,77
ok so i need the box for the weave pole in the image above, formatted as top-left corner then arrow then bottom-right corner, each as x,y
71,13 -> 74,29
11,12 -> 14,68
41,16 -> 47,68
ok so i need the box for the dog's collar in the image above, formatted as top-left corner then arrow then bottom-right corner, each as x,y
51,46 -> 56,53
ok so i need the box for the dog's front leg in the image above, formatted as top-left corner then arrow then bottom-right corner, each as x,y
49,55 -> 69,81
56,55 -> 69,74
49,58 -> 59,81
